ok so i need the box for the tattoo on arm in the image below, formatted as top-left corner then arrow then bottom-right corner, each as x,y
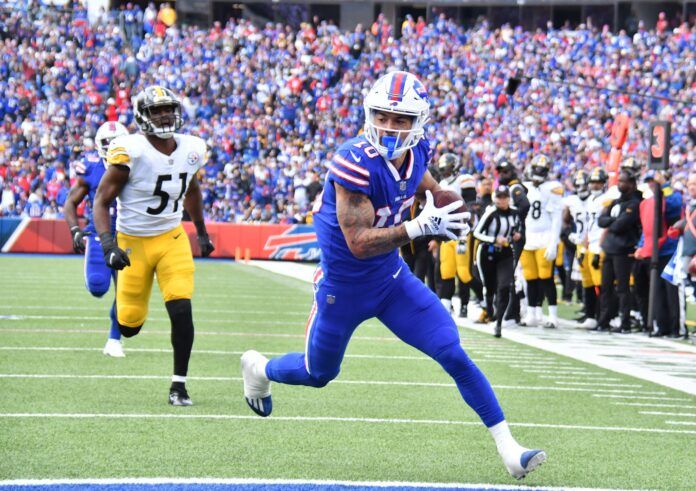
336,184 -> 409,259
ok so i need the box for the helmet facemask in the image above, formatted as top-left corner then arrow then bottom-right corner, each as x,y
140,103 -> 183,139
364,109 -> 425,160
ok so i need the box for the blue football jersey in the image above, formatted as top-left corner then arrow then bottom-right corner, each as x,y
313,135 -> 431,282
76,151 -> 116,232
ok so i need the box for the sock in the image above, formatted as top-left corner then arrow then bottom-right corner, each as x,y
489,420 -> 523,455
172,375 -> 186,384
441,298 -> 452,312
166,299 -> 195,377
535,306 -> 543,321
548,305 -> 558,321
108,301 -> 121,341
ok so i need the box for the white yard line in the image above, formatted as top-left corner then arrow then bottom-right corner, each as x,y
0,412 -> 693,437
612,402 -> 696,409
0,373 -> 669,395
592,394 -> 689,401
639,411 -> 696,417
0,477 -> 642,491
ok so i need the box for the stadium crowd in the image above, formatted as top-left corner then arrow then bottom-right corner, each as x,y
0,1 -> 693,224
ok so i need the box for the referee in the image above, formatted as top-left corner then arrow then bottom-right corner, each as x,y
474,186 -> 523,337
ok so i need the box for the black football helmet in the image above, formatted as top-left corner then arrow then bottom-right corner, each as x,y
573,170 -> 590,199
619,157 -> 641,179
132,85 -> 183,139
529,154 -> 551,184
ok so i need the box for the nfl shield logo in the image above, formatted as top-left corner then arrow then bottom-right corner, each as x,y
400,182 -> 407,191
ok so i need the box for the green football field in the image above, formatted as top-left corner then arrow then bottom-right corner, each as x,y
0,255 -> 694,490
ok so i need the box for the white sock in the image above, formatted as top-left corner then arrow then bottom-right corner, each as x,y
535,306 -> 543,320
172,375 -> 186,384
441,298 -> 452,312
548,305 -> 558,321
489,420 -> 523,455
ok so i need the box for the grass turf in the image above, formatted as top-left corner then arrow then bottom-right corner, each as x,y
0,254 -> 694,489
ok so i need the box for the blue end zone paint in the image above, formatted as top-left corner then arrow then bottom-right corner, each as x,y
0,217 -> 22,248
1,486 -> 518,491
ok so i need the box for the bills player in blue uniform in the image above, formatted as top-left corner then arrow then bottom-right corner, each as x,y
64,122 -> 129,358
241,72 -> 546,479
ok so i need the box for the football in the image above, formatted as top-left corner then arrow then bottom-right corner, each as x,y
433,189 -> 467,214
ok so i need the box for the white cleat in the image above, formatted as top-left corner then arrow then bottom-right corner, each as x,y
581,318 -> 597,329
241,350 -> 272,417
503,448 -> 547,480
520,313 -> 537,327
103,339 -> 125,358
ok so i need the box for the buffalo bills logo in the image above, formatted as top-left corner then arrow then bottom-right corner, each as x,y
413,80 -> 428,101
264,225 -> 321,261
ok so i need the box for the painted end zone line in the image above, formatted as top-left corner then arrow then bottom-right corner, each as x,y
0,477 -> 638,491
0,412 -> 694,435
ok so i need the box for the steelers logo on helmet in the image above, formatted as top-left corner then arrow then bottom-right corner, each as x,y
573,170 -> 590,199
133,85 -> 183,139
529,154 -> 551,183
363,71 -> 430,161
95,121 -> 129,160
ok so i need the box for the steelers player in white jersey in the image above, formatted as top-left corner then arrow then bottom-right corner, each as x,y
563,170 -> 595,328
435,154 -> 482,316
93,85 -> 215,406
519,155 -> 564,328
584,168 -> 612,330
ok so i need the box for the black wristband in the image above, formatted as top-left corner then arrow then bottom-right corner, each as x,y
99,232 -> 115,250
194,220 -> 207,237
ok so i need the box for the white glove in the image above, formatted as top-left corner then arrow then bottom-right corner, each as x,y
405,190 -> 470,241
568,232 -> 580,245
610,204 -> 621,218
544,243 -> 558,262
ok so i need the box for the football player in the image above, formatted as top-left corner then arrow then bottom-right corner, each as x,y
496,160 -> 530,324
563,170 -> 595,328
584,168 -> 611,330
93,86 -> 215,406
64,123 -> 129,357
437,169 -> 483,318
519,155 -> 564,328
241,71 -> 546,480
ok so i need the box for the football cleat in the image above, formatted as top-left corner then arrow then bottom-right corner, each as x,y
504,449 -> 547,480
241,350 -> 272,417
168,384 -> 193,406
102,338 -> 125,358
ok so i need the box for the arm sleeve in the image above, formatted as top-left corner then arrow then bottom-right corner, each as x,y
473,206 -> 496,243
597,203 -> 615,228
608,201 -> 640,234
326,149 -> 371,195
512,185 -> 530,221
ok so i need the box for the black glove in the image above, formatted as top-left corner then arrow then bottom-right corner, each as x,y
197,233 -> 215,257
70,226 -> 90,254
591,254 -> 601,270
578,252 -> 586,266
99,232 -> 130,270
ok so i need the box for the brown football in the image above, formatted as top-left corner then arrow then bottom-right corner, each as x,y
433,189 -> 467,214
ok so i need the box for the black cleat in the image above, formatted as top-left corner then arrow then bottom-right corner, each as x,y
169,383 -> 193,406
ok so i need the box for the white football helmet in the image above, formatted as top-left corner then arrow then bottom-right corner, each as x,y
95,121 -> 129,159
363,71 -> 430,160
